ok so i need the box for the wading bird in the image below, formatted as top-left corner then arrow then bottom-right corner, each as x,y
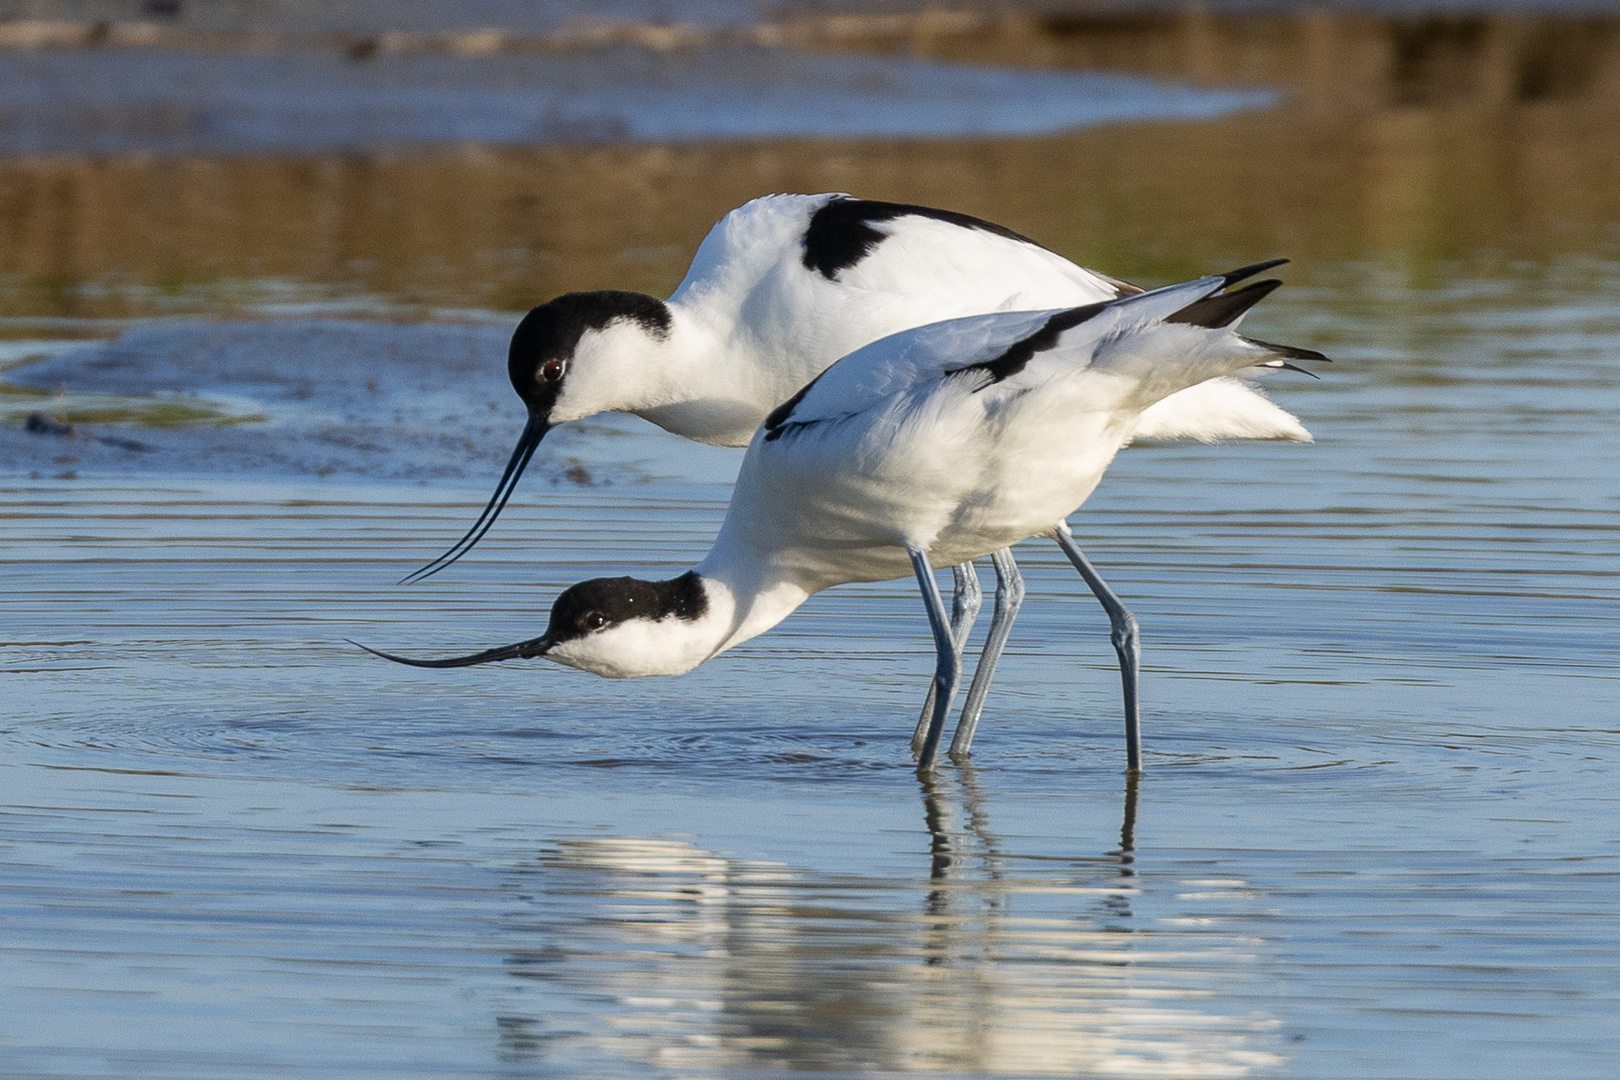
403,194 -> 1314,750
365,263 -> 1325,772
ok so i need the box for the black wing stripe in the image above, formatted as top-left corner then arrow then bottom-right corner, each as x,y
1100,273 -> 1145,297
947,301 -> 1111,389
765,300 -> 1111,443
1219,259 -> 1289,288
761,368 -> 832,442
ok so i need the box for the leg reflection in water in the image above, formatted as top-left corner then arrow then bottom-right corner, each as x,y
494,769 -> 1282,1075
1100,770 -> 1141,929
918,762 -> 1009,943
918,767 -> 1139,877
1119,768 -> 1140,862
917,766 -> 1142,961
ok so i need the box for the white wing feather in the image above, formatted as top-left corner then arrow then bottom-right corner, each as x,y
673,195 -> 1308,444
765,278 -> 1229,438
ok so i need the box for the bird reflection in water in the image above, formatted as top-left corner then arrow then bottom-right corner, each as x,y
494,770 -> 1282,1076
921,765 -> 1138,882
901,769 -> 1176,1073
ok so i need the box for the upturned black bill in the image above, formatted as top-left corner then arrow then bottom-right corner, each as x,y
400,414 -> 547,584
349,635 -> 554,668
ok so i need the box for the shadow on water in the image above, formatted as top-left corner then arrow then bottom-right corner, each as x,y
493,770 -> 1281,1077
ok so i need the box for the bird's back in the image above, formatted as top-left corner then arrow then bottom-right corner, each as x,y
660,195 -> 1308,447
708,273 -> 1318,590
671,193 -> 1119,331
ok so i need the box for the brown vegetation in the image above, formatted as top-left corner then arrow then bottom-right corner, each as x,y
0,10 -> 1615,318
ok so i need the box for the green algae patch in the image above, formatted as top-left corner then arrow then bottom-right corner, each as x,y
2,385 -> 268,428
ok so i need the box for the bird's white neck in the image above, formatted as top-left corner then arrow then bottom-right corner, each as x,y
699,567 -> 813,658
629,301 -> 825,448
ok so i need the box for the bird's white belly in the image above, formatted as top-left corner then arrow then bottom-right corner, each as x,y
929,444 -> 1118,566
728,397 -> 1126,589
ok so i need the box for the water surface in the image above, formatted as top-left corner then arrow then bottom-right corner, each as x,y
0,46 -> 1271,154
3,10 -> 1619,1079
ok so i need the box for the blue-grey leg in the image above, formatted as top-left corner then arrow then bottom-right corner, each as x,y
908,545 -> 965,774
911,562 -> 982,752
1053,521 -> 1143,773
948,547 -> 1026,759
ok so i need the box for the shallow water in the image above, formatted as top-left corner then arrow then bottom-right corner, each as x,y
5,261 -> 1619,1078
4,9 -> 1620,1079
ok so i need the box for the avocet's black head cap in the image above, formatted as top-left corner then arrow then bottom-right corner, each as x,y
400,290 -> 671,586
543,571 -> 708,643
352,571 -> 707,669
506,290 -> 672,413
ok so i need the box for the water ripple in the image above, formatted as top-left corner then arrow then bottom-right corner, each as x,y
4,261 -> 1620,1077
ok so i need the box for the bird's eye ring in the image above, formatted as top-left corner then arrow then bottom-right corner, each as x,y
584,611 -> 607,631
540,358 -> 566,382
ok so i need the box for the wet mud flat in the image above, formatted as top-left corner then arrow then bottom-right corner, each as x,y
0,318 -> 724,486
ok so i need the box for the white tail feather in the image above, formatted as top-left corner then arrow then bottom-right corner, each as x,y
1130,377 -> 1312,444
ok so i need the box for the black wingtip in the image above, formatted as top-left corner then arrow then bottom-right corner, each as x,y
1220,258 -> 1289,287
1167,278 -> 1282,330
1244,336 -> 1332,364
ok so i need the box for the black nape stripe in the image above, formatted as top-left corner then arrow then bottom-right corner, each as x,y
947,301 -> 1110,389
545,571 -> 709,644
1165,279 -> 1282,330
658,571 -> 709,621
801,197 -> 1045,280
511,291 -> 671,359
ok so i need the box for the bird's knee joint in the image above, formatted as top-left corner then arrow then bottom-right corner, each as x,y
994,576 -> 1026,610
1111,613 -> 1140,654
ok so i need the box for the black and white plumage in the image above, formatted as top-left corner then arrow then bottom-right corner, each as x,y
413,196 -> 1309,576
402,193 -> 1317,752
365,264 -> 1326,773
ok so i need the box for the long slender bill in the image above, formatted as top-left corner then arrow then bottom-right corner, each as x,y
401,415 -> 548,584
349,635 -> 554,668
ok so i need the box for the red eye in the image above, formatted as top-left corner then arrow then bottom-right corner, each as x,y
584,611 -> 606,631
540,359 -> 565,382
